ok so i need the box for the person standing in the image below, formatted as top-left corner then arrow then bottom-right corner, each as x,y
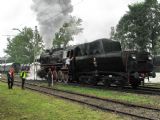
7,71 -> 12,89
52,66 -> 57,85
20,69 -> 27,89
7,67 -> 14,89
65,57 -> 71,68
47,68 -> 52,87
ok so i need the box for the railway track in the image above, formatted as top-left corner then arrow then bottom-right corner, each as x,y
2,75 -> 160,95
61,82 -> 160,96
1,80 -> 160,120
140,86 -> 160,91
120,85 -> 160,95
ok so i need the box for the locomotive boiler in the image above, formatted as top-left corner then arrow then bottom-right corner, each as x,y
38,38 -> 155,88
37,48 -> 63,78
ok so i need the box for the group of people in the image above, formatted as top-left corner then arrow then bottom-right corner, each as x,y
7,67 -> 27,89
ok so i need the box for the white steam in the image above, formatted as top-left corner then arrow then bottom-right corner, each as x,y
31,0 -> 73,48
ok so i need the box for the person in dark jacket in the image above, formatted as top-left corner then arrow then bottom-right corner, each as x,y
7,67 -> 14,89
7,71 -> 11,89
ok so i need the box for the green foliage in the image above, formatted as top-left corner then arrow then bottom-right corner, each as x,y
4,27 -> 44,64
53,16 -> 83,48
114,0 -> 160,54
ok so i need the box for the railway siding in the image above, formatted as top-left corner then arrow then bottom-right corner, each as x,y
10,81 -> 160,120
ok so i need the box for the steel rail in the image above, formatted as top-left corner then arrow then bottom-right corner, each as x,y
1,80 -> 159,120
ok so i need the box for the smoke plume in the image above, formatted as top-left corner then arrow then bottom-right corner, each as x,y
31,0 -> 73,48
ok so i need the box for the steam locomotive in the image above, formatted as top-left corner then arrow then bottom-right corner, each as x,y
38,38 -> 155,88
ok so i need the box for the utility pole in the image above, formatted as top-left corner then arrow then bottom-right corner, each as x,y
34,26 -> 38,80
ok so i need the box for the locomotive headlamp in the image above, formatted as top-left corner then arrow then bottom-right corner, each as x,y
131,54 -> 136,60
148,56 -> 152,60
109,75 -> 112,78
93,57 -> 97,67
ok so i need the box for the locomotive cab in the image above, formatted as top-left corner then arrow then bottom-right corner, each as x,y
122,50 -> 155,88
136,51 -> 155,82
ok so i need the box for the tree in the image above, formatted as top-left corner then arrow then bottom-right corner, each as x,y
114,0 -> 160,54
53,16 -> 83,48
4,27 -> 44,64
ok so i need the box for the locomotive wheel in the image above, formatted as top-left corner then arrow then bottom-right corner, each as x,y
57,71 -> 63,82
53,70 -> 58,82
131,79 -> 139,89
104,79 -> 111,87
131,83 -> 138,89
63,73 -> 69,84
89,77 -> 98,86
120,81 -> 125,88
78,76 -> 86,84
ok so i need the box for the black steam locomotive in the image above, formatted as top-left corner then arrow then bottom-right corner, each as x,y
38,38 -> 155,88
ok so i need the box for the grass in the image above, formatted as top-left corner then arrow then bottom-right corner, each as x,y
20,80 -> 160,108
50,83 -> 160,108
2,74 -> 160,108
0,82 -> 129,120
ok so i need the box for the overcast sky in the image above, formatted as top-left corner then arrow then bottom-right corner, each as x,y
0,0 -> 146,57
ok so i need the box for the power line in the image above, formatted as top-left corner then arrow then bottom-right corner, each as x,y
1,35 -> 15,37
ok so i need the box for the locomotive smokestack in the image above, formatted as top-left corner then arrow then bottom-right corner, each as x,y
31,0 -> 73,49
